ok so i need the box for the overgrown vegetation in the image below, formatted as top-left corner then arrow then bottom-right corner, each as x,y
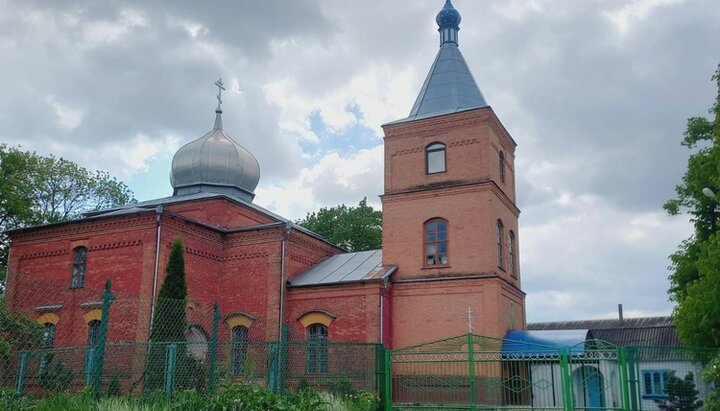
0,381 -> 377,411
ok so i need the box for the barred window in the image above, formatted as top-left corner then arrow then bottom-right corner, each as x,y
71,247 -> 88,288
424,218 -> 448,266
307,323 -> 328,374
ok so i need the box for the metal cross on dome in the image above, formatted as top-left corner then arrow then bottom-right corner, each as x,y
215,78 -> 226,111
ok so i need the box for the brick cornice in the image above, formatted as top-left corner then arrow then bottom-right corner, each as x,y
18,248 -> 68,261
161,215 -> 223,245
383,107 -> 516,150
10,214 -> 156,244
287,231 -> 340,256
381,179 -> 520,216
89,240 -> 143,252
224,227 -> 284,245
289,253 -> 315,266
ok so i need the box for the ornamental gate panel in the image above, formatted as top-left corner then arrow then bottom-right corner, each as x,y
567,340 -> 624,411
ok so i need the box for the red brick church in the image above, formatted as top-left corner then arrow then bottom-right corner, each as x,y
4,0 -> 524,352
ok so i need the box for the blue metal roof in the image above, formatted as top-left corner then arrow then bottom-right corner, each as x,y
290,250 -> 396,287
503,330 -> 589,356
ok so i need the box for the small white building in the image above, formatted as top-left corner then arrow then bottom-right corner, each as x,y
503,316 -> 711,410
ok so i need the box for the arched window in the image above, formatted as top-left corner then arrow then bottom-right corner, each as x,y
87,320 -> 101,346
307,323 -> 328,374
231,325 -> 249,376
499,151 -> 506,183
426,143 -> 446,174
71,247 -> 87,288
42,323 -> 56,348
424,218 -> 448,266
496,220 -> 504,269
185,325 -> 209,362
39,323 -> 56,371
508,231 -> 517,277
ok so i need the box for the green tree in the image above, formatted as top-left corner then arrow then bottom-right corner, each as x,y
654,372 -> 703,411
0,144 -> 135,283
144,238 -> 190,391
664,63 -> 720,405
0,298 -> 43,360
296,198 -> 382,251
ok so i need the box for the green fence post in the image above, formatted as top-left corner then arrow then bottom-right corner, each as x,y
268,341 -> 278,393
164,343 -> 177,400
376,345 -> 389,410
559,347 -> 574,411
627,346 -> 639,411
93,279 -> 115,396
84,347 -> 95,386
619,346 -> 631,411
207,302 -> 220,393
383,346 -> 392,411
467,333 -> 476,410
277,324 -> 288,395
15,351 -> 29,393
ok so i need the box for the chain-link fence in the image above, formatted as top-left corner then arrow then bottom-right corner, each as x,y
2,274 -> 717,410
1,275 -> 387,400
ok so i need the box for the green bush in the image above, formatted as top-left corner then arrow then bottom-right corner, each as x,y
38,360 -> 76,392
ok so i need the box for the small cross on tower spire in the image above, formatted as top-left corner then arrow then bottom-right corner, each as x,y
215,78 -> 226,112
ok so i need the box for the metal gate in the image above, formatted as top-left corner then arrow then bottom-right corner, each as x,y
389,333 -> 625,410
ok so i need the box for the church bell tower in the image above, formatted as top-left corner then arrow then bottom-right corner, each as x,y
381,0 -> 525,347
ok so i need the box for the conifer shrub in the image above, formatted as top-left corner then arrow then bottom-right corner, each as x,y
143,238 -> 190,391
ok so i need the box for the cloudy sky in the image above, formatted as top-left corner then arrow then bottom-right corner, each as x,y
1,0 -> 718,323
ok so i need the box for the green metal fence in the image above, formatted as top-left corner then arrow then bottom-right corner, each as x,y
388,334 -> 717,411
2,276 -> 717,410
1,278 -> 387,403
3,340 -> 386,399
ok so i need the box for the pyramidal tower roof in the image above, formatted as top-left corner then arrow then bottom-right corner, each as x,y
388,0 -> 487,125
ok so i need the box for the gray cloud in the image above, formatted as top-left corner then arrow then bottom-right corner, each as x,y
1,0 -> 716,322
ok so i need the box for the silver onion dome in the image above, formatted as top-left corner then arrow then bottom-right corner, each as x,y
170,108 -> 260,202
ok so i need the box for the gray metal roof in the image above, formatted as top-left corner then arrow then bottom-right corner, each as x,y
290,250 -> 396,287
527,316 -> 682,347
387,43 -> 487,126
170,110 -> 260,202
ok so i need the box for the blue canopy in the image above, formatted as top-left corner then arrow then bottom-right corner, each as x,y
503,330 -> 590,357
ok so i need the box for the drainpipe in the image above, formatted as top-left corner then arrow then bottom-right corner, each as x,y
149,205 -> 163,331
379,278 -> 389,345
278,222 -> 292,339
4,242 -> 12,308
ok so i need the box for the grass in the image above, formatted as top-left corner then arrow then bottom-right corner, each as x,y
0,382 -> 380,411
